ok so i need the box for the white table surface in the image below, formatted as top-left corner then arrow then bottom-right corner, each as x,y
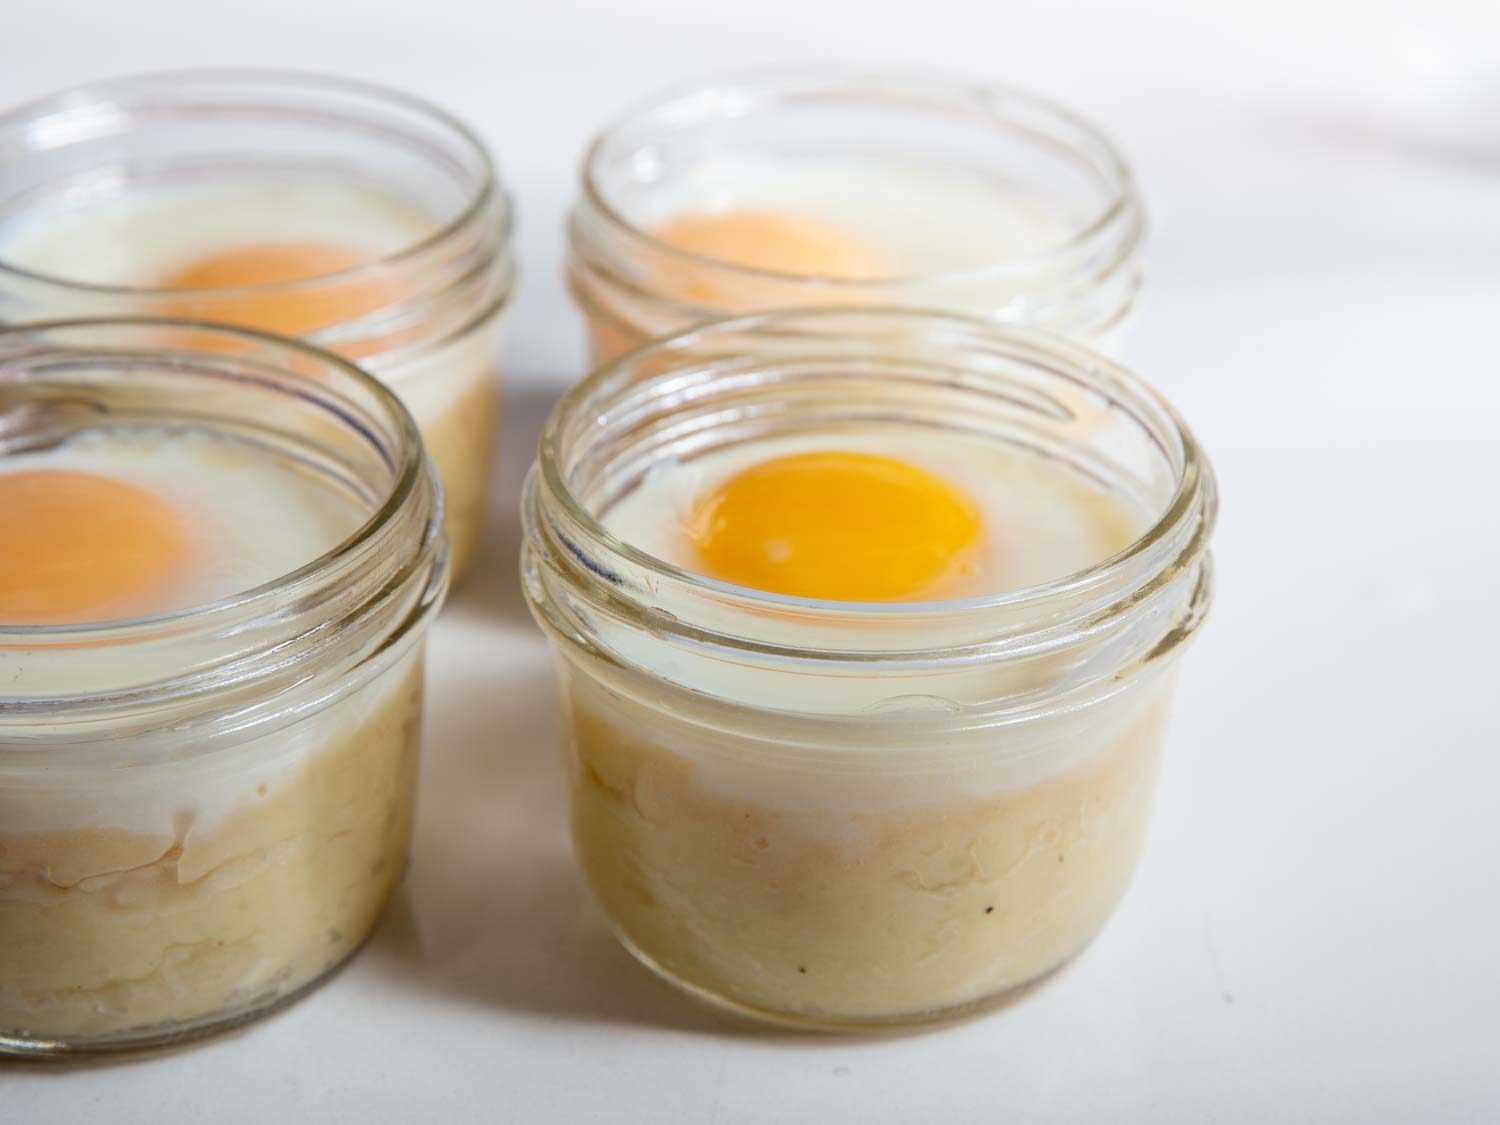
5,2 -> 1500,1121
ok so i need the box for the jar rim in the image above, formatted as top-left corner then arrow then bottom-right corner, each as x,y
0,68 -> 509,301
535,307 -> 1214,634
0,317 -> 432,643
578,64 -> 1143,290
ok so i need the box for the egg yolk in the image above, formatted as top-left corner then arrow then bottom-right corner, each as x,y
163,242 -> 393,338
687,451 -> 981,602
654,209 -> 887,282
0,470 -> 188,625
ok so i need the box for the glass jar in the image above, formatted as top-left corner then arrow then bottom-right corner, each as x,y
0,71 -> 513,578
522,309 -> 1215,1030
568,67 -> 1144,365
0,320 -> 447,1055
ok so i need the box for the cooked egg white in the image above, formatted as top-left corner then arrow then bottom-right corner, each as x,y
0,180 -> 434,290
588,430 -> 1150,789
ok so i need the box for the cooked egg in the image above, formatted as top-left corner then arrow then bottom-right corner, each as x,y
0,180 -> 432,308
644,156 -> 1072,279
606,432 -> 1141,603
0,429 -> 363,626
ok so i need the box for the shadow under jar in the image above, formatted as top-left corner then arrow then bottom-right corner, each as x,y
0,321 -> 447,1056
0,70 -> 513,579
568,67 -> 1145,366
523,309 -> 1215,1031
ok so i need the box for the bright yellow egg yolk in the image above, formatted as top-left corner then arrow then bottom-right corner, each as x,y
687,451 -> 982,602
163,242 -> 393,338
654,209 -> 887,281
0,470 -> 189,625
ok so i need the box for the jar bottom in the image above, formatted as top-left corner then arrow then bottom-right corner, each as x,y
608,916 -> 1095,1033
559,668 -> 1170,1035
0,650 -> 424,1057
0,892 -> 393,1059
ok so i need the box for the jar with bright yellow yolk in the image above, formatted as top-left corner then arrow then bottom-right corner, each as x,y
0,320 -> 447,1057
524,310 -> 1217,1030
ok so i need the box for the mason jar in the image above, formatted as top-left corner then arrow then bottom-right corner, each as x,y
568,68 -> 1144,364
0,320 -> 447,1055
522,309 -> 1215,1030
0,70 -> 513,578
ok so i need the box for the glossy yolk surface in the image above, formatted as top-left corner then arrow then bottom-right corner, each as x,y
654,209 -> 887,281
0,470 -> 189,625
163,242 -> 393,337
687,451 -> 981,602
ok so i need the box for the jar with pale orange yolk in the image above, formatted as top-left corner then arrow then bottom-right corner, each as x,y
0,71 -> 513,579
568,68 -> 1145,366
0,321 -> 447,1056
523,310 -> 1216,1030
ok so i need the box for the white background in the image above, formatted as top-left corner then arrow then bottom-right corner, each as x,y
4,1 -> 1500,1121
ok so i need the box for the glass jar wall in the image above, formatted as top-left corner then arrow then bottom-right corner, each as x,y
0,321 -> 447,1055
523,310 -> 1214,1029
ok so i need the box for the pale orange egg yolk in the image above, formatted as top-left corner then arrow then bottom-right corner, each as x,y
687,451 -> 981,602
654,209 -> 887,285
163,242 -> 393,338
0,470 -> 189,625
